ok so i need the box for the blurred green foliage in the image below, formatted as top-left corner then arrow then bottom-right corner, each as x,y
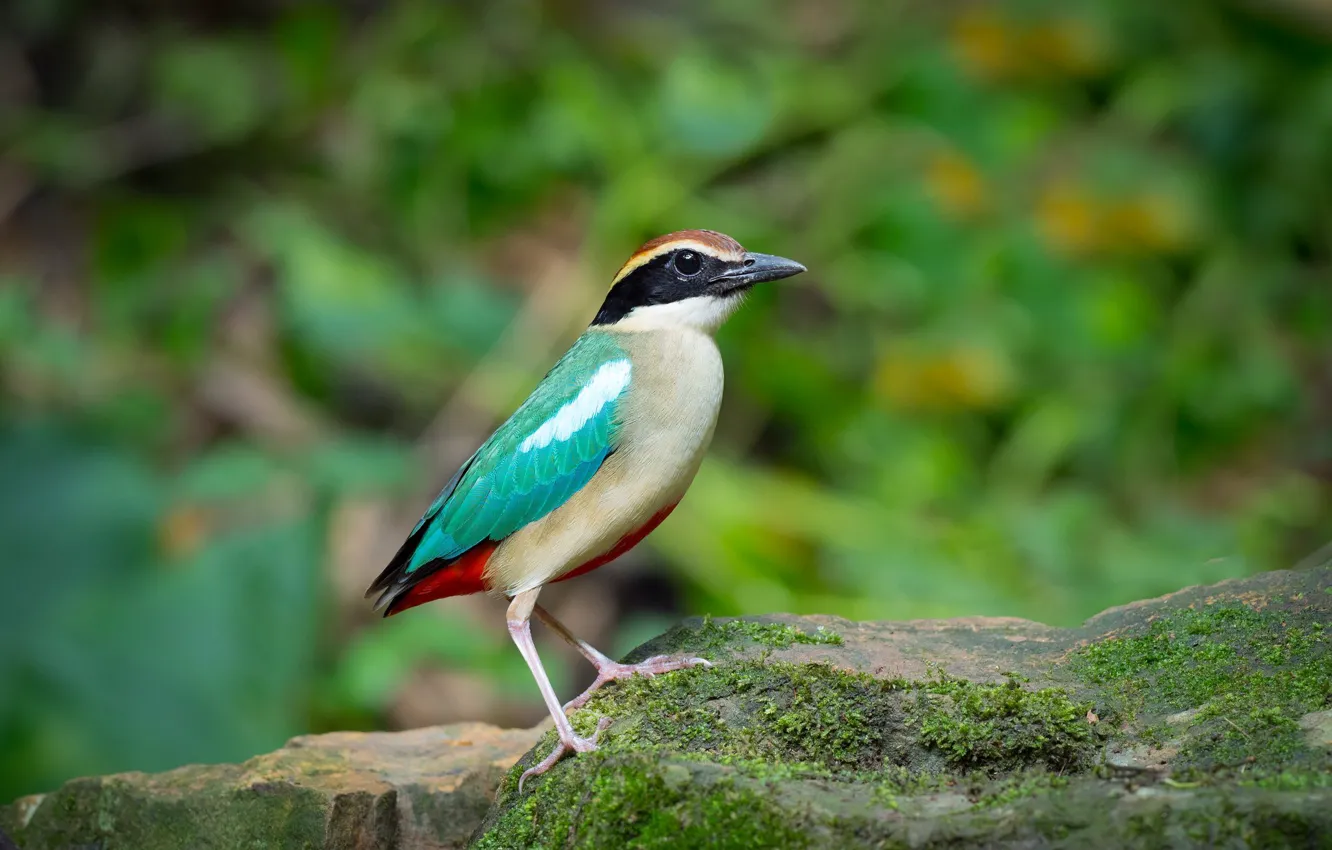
2,0 -> 1330,801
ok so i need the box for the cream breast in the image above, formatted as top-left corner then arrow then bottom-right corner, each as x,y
485,326 -> 724,594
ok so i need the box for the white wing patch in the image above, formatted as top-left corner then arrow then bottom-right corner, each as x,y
519,359 -> 632,452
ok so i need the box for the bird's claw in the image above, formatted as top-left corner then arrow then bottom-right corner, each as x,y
517,656 -> 714,792
563,655 -> 713,712
518,716 -> 613,792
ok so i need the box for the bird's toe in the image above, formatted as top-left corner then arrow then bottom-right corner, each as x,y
517,718 -> 613,792
518,742 -> 567,792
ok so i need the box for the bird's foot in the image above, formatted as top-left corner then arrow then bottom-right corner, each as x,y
563,654 -> 712,713
518,716 -> 613,792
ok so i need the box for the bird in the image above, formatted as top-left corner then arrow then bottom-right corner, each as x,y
366,229 -> 806,787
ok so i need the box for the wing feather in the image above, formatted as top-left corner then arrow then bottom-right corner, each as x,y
366,332 -> 631,612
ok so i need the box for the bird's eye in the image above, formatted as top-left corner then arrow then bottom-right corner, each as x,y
674,251 -> 702,277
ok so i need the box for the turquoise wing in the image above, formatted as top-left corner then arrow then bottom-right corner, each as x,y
404,332 -> 631,573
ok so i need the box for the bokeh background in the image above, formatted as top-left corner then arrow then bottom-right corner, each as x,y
3,0 -> 1331,801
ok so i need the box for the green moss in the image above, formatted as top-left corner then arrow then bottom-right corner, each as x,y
474,755 -> 812,849
561,660 -> 1097,779
909,677 -> 1098,773
1070,603 -> 1331,768
481,588 -> 1331,847
693,756 -> 834,784
1139,721 -> 1172,747
869,764 -> 956,809
969,769 -> 1070,809
483,752 -> 1332,848
1242,769 -> 1332,791
683,617 -> 843,656
570,661 -> 904,770
1118,791 -> 1332,849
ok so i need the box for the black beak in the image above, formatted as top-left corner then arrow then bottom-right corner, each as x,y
712,252 -> 807,291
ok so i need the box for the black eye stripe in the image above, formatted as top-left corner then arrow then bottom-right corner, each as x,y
594,248 -> 719,324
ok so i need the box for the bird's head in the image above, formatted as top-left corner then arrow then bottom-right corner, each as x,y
593,230 -> 806,332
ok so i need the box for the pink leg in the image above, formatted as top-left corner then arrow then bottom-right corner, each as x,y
533,604 -> 711,712
507,589 -> 612,791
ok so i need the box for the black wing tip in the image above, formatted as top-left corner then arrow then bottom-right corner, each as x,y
365,568 -> 412,617
372,587 -> 400,616
365,536 -> 450,618
366,561 -> 419,617
367,452 -> 478,617
364,567 -> 400,601
363,515 -> 433,610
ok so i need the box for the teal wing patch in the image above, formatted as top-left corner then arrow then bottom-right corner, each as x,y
406,332 -> 630,573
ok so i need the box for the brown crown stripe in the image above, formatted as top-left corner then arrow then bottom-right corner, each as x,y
610,230 -> 746,287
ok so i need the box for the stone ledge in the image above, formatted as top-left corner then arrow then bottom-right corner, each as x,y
6,565 -> 1329,849
3,722 -> 543,850
477,566 -> 1331,848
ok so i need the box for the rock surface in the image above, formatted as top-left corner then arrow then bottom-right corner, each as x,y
477,566 -> 1331,848
5,566 -> 1329,849
2,723 -> 543,850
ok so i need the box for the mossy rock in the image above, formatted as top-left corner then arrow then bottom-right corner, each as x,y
1,723 -> 543,850
475,566 -> 1331,848
4,568 -> 1328,849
